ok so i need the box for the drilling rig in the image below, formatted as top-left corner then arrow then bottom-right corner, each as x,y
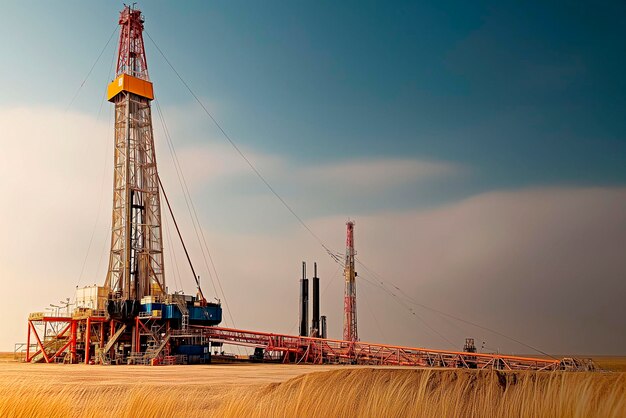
104,4 -> 164,320
25,5 -> 222,365
22,5 -> 590,372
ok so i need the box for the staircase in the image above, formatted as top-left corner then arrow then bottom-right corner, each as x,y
98,323 -> 127,364
30,338 -> 67,363
143,332 -> 171,364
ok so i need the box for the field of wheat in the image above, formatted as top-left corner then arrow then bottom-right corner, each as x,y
218,368 -> 626,417
0,361 -> 624,417
592,356 -> 626,372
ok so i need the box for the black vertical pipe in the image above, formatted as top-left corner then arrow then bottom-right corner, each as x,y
300,262 -> 309,337
321,315 -> 327,339
312,262 -> 320,336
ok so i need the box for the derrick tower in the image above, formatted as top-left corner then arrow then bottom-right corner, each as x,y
343,221 -> 358,342
104,5 -> 164,315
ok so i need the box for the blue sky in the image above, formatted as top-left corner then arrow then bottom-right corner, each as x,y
1,1 -> 625,353
3,1 -> 625,195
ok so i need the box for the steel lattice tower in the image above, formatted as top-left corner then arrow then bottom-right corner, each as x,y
104,6 -> 165,306
343,221 -> 358,342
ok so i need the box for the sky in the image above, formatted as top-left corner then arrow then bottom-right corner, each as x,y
0,1 -> 625,354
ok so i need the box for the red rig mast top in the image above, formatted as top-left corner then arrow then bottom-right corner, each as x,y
116,5 -> 149,80
343,221 -> 358,342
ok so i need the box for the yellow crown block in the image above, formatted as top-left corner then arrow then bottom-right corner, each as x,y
107,73 -> 154,101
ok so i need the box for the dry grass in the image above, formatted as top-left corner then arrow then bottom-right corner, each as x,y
218,368 -> 626,418
593,356 -> 626,372
0,380 -> 226,417
0,362 -> 624,417
0,363 -> 338,418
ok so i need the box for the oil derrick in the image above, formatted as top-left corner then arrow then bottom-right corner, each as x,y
343,221 -> 358,342
25,5 -> 224,366
104,6 -> 164,318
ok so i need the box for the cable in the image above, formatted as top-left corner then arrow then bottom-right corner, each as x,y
321,264 -> 343,299
158,176 -> 205,301
359,283 -> 386,342
66,26 -> 118,112
159,166 -> 242,355
358,274 -> 456,349
355,259 -> 557,359
153,100 -> 242,332
144,30 -> 341,265
152,98 -> 242,357
163,176 -> 240,360
162,211 -> 184,293
153,100 -> 219,296
157,101 -> 231,316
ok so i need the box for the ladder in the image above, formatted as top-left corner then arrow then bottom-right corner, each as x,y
173,295 -> 189,330
143,332 -> 171,363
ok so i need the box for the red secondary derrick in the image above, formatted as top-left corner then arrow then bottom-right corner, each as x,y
343,221 -> 358,342
115,6 -> 149,80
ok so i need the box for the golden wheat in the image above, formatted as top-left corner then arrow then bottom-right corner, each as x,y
217,368 -> 626,418
0,363 -> 624,418
593,357 -> 626,372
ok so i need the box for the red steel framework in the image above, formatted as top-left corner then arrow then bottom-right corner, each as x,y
25,312 -> 169,365
197,326 -> 563,371
343,221 -> 358,342
24,315 -> 584,371
25,313 -> 110,364
116,7 -> 149,80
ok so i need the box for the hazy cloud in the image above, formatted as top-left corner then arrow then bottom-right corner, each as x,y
163,141 -> 461,190
299,158 -> 462,190
211,187 -> 626,355
1,106 -> 624,357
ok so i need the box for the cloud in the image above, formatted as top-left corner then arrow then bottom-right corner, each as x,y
299,158 -> 462,190
201,187 -> 626,355
152,102 -> 463,195
0,106 -> 113,350
0,105 -> 461,348
161,140 -> 462,196
1,105 -> 624,357
160,142 -> 282,188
